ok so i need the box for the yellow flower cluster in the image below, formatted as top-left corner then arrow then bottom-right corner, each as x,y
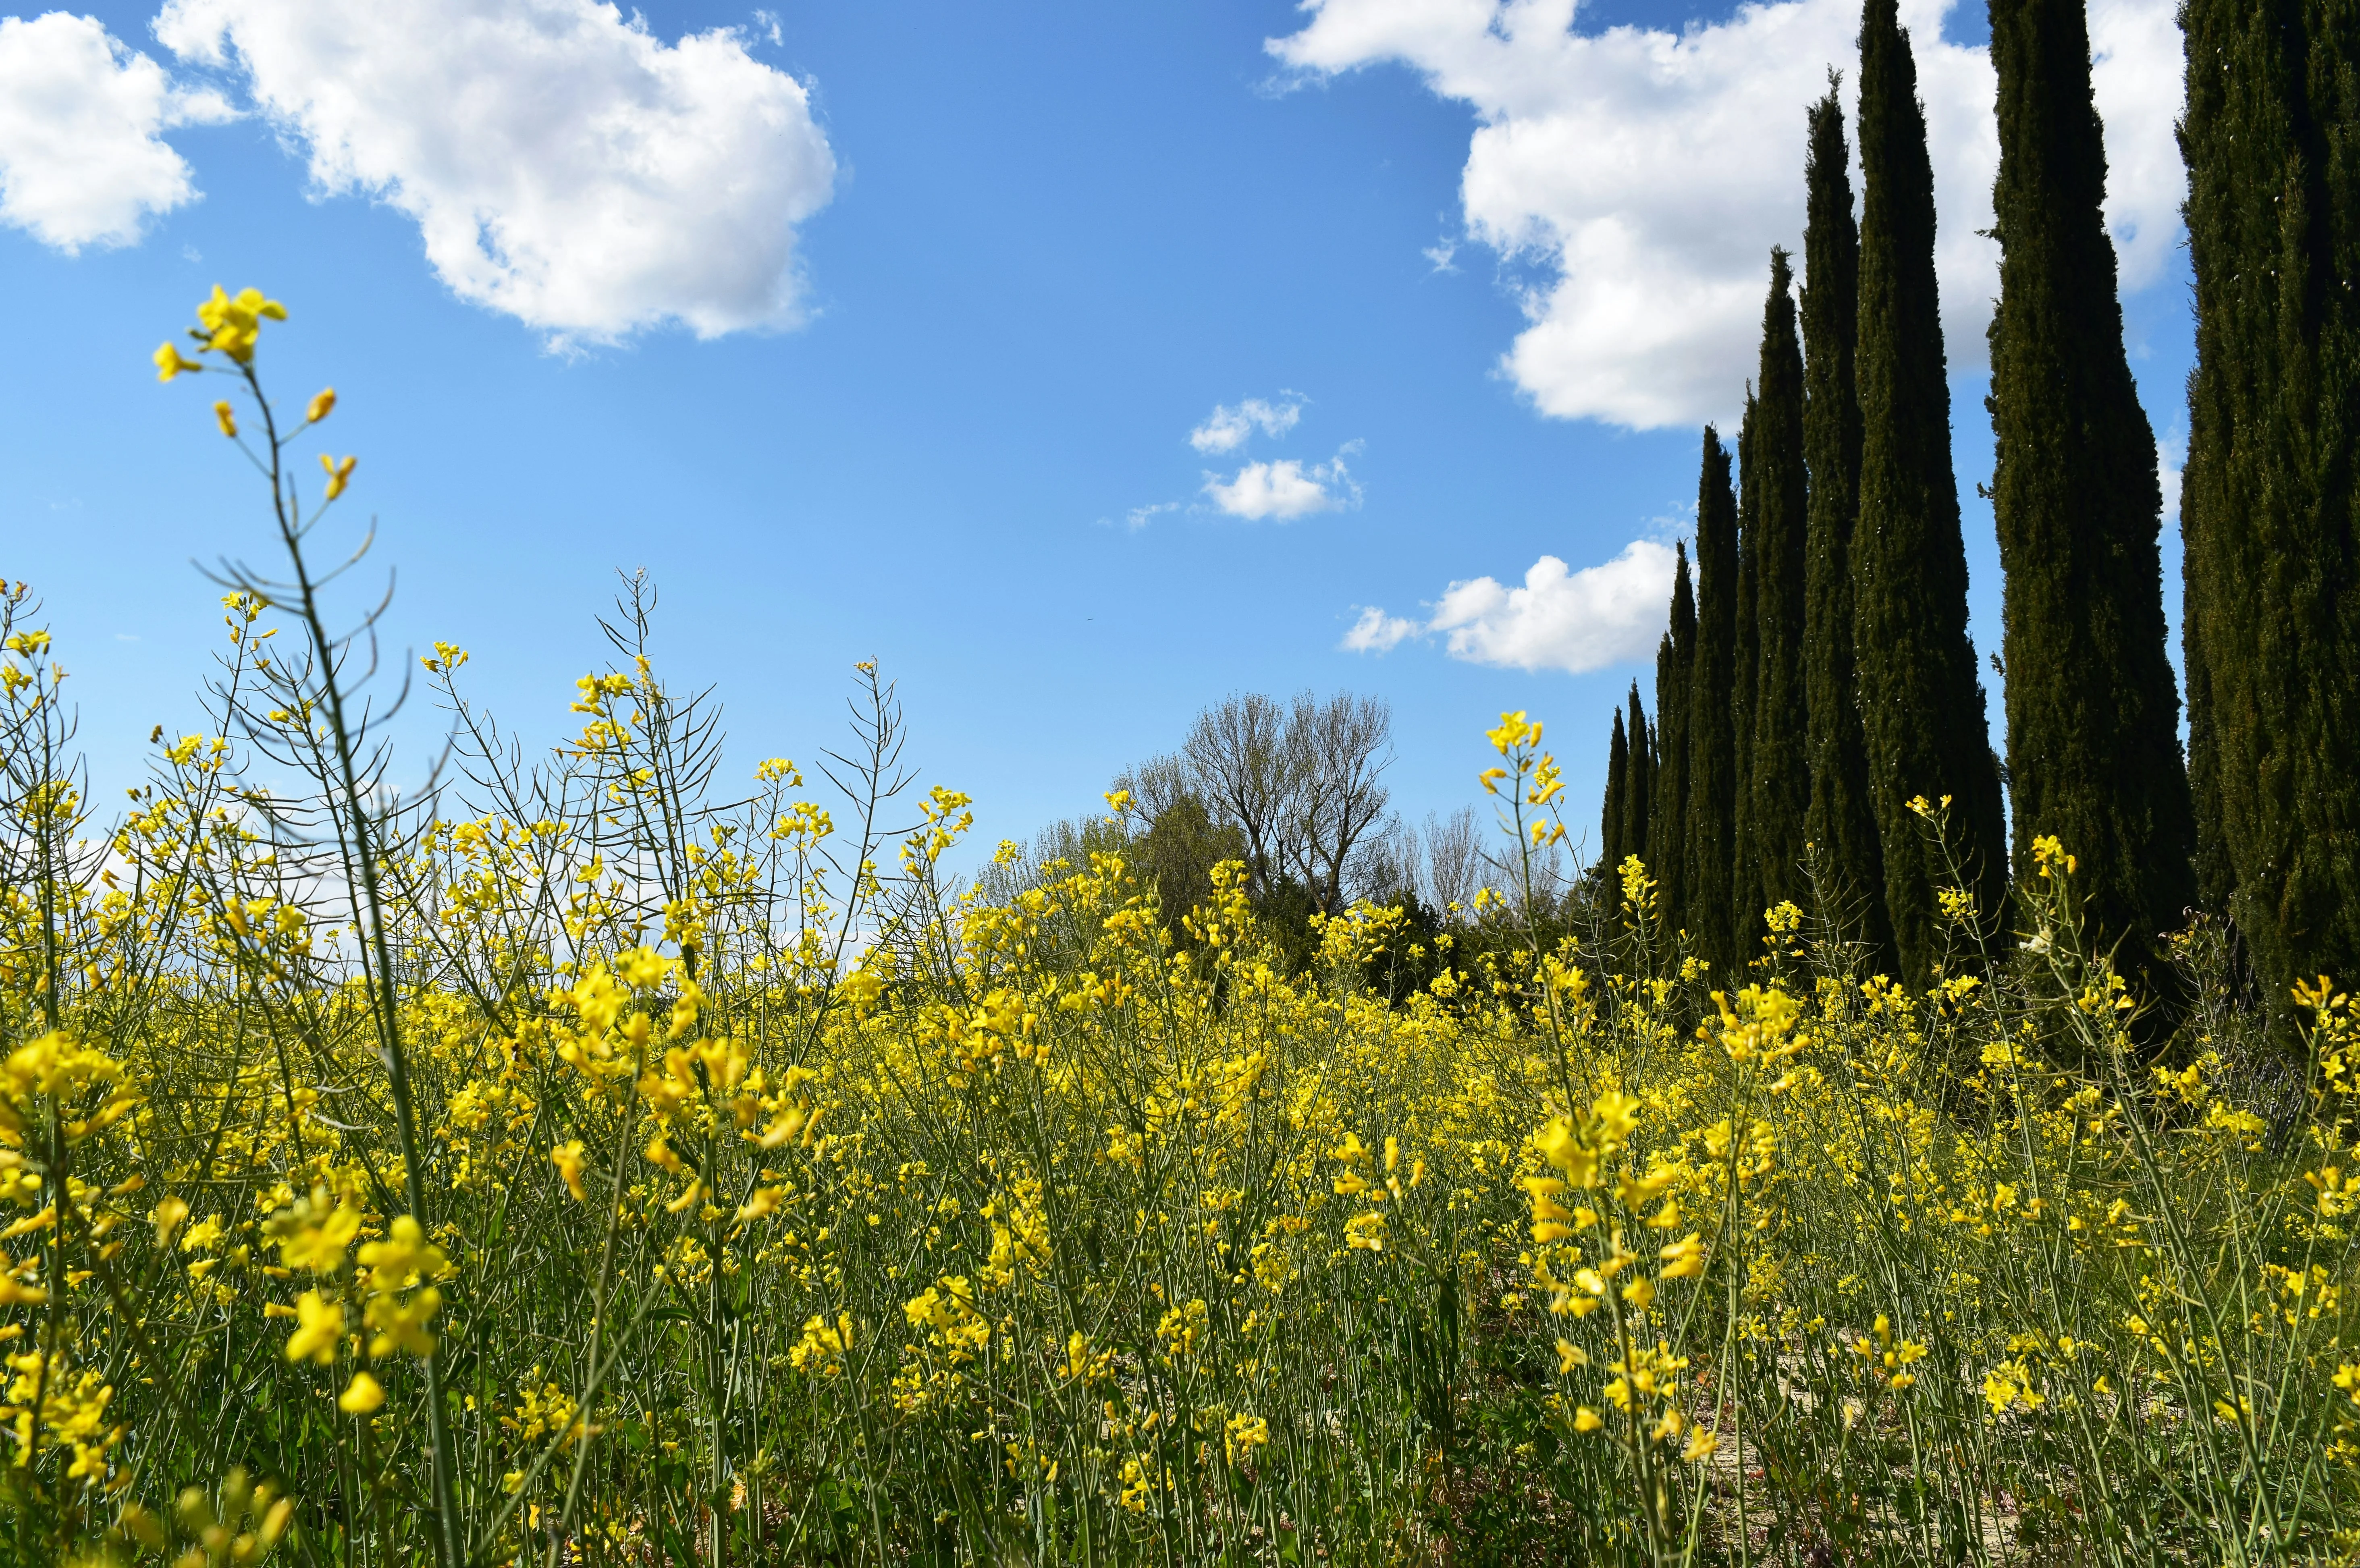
0,296 -> 2343,1558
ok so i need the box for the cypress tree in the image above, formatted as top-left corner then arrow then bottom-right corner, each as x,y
1687,427 -> 1743,977
1600,706 -> 1630,886
1851,0 -> 2010,982
2179,0 -> 2360,1005
1623,684 -> 1655,875
2183,610 -> 2233,918
1654,546 -> 1698,937
1801,84 -> 1895,965
1750,249 -> 1814,921
1733,392 -> 1763,953
1988,0 -> 2197,979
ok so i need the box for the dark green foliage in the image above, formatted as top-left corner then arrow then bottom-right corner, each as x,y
1132,793 -> 1249,931
1987,0 -> 2198,982
2179,0 -> 2360,1008
1355,891 -> 1450,1003
2184,613 -> 2233,918
1851,0 -> 2010,981
1654,546 -> 1698,935
1750,249 -> 1815,929
1600,705 -> 1630,884
1623,684 -> 1655,876
1014,793 -> 1247,944
1253,875 -> 1325,975
1800,85 -> 1896,966
1734,392 -> 1763,950
1687,427 -> 1743,977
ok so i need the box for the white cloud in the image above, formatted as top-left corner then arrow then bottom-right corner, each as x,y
1343,539 -> 1675,673
155,0 -> 838,344
2088,0 -> 2185,292
0,13 -> 229,252
2157,422 -> 2186,530
1204,448 -> 1361,520
1270,0 -> 2182,431
1190,394 -> 1307,453
1341,605 -> 1420,652
1123,500 -> 1180,529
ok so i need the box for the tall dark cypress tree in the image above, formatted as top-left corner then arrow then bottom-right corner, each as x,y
1988,0 -> 2196,978
1733,392 -> 1763,952
1851,0 -> 2010,982
1600,707 -> 1630,887
2180,0 -> 2360,1006
1623,685 -> 1655,875
1687,428 -> 1743,977
2183,599 -> 2232,919
1750,249 -> 1814,920
1654,546 -> 1698,936
1801,84 -> 1895,966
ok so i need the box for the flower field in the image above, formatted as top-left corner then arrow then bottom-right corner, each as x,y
0,299 -> 2353,1566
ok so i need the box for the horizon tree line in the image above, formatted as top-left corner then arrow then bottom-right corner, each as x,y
1007,689 -> 1548,946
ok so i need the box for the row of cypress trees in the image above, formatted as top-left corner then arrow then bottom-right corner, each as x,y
2179,0 -> 2360,1014
1595,0 -> 2328,994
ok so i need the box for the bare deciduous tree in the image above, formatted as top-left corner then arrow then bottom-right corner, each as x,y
1282,690 -> 1393,915
1419,805 -> 1483,916
1154,690 -> 1395,916
1180,693 -> 1298,896
1109,751 -> 1193,826
1346,813 -> 1417,907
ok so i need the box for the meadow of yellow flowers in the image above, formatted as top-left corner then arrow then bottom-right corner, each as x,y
0,294 -> 2350,1566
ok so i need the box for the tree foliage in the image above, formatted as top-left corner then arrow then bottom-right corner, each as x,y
1987,0 -> 2197,985
1733,392 -> 1763,952
1851,0 -> 2008,981
1686,427 -> 1743,976
1622,682 -> 1655,879
1600,704 -> 1631,883
1164,691 -> 1396,919
1749,248 -> 1814,925
1652,544 -> 1697,940
2179,0 -> 2360,1010
1800,83 -> 1895,967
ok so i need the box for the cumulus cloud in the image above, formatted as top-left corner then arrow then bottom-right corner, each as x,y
1204,448 -> 1361,521
0,13 -> 229,252
1341,606 -> 1421,653
2088,0 -> 2186,290
155,0 -> 838,344
1342,540 -> 1676,673
1269,0 -> 2182,430
1190,394 -> 1307,453
2157,423 -> 2186,532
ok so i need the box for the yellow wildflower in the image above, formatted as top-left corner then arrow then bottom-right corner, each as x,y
285,1291 -> 345,1366
154,341 -> 203,380
339,1372 -> 385,1415
552,1140 -> 588,1201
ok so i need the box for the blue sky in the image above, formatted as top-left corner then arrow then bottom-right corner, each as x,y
1,0 -> 2192,870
